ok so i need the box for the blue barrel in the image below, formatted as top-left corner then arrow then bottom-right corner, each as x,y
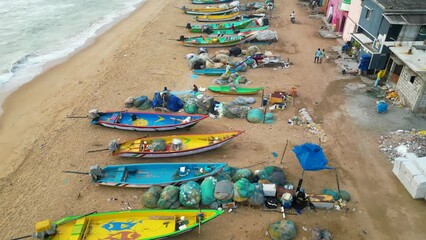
377,101 -> 388,113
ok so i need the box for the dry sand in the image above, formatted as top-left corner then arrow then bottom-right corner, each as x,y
1,0 -> 425,239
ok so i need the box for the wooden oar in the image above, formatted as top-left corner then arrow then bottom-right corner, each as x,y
63,171 -> 88,175
66,115 -> 88,118
11,235 -> 32,240
87,148 -> 109,153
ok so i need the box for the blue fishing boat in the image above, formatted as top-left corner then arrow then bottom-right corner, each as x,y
192,0 -> 233,4
88,162 -> 227,188
89,110 -> 207,131
193,68 -> 236,76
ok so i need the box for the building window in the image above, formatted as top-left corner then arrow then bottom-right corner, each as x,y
416,25 -> 426,41
410,76 -> 416,84
365,7 -> 372,20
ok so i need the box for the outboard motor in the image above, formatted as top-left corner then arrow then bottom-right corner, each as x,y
202,25 -> 213,34
88,109 -> 99,119
179,35 -> 186,41
186,23 -> 191,29
89,165 -> 103,182
263,17 -> 270,26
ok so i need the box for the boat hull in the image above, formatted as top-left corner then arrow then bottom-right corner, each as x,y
183,6 -> 236,15
208,86 -> 264,95
113,131 -> 243,158
192,0 -> 233,4
44,209 -> 223,240
196,12 -> 240,22
91,111 -> 207,131
189,19 -> 253,33
95,162 -> 226,188
193,68 -> 236,76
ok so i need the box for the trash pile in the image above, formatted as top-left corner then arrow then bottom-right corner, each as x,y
378,129 -> 426,162
288,108 -> 327,142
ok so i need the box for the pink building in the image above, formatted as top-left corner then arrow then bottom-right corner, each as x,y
342,0 -> 362,41
325,0 -> 350,33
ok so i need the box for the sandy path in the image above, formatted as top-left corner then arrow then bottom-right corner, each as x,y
1,0 -> 425,239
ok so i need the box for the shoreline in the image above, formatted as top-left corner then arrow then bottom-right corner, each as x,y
2,0 -> 426,239
0,0 -> 158,179
0,0 -> 146,117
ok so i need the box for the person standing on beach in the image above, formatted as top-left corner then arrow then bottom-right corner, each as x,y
319,49 -> 326,64
314,48 -> 321,63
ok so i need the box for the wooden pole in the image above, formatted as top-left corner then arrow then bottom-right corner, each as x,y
280,140 -> 289,164
87,148 -> 109,153
335,169 -> 341,193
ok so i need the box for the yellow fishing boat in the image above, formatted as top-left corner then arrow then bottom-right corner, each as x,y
195,12 -> 240,22
109,130 -> 243,158
182,5 -> 237,15
26,209 -> 223,239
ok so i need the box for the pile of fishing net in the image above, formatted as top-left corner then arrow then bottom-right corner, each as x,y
157,185 -> 181,209
233,178 -> 255,202
182,93 -> 217,115
213,73 -> 248,85
142,186 -> 163,208
247,109 -> 276,124
151,139 -> 166,151
124,95 -> 152,110
222,103 -> 250,119
257,166 -> 286,186
179,181 -> 201,208
268,220 -> 297,240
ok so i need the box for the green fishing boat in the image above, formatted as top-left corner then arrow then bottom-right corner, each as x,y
208,85 -> 264,95
186,19 -> 254,33
180,33 -> 256,47
208,26 -> 269,35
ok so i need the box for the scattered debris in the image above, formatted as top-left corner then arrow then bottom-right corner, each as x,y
378,130 -> 426,161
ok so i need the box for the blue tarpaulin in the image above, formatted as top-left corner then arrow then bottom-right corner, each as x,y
151,92 -> 183,112
292,143 -> 334,171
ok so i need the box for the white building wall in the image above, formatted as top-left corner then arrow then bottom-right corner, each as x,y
396,66 -> 425,112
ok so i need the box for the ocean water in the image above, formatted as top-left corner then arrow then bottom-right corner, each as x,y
0,0 -> 144,94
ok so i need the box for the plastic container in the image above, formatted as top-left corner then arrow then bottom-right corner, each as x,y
262,184 -> 277,197
281,192 -> 293,209
377,101 -> 388,113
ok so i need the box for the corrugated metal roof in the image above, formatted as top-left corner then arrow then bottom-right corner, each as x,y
384,14 -> 426,25
375,0 -> 426,11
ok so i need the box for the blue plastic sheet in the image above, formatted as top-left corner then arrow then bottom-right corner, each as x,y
292,143 -> 334,171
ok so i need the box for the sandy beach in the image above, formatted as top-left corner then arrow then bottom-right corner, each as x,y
1,0 -> 425,239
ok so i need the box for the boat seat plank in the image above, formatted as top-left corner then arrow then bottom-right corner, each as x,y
69,217 -> 88,240
115,167 -> 126,182
110,112 -> 121,123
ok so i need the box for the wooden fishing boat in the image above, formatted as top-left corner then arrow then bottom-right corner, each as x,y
88,162 -> 227,188
182,5 -> 237,15
89,110 -> 207,131
186,19 -> 254,33
180,33 -> 255,47
208,85 -> 264,95
196,12 -> 240,22
28,209 -> 223,240
109,131 -> 243,158
193,68 -> 236,76
192,0 -> 233,4
208,26 -> 269,35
